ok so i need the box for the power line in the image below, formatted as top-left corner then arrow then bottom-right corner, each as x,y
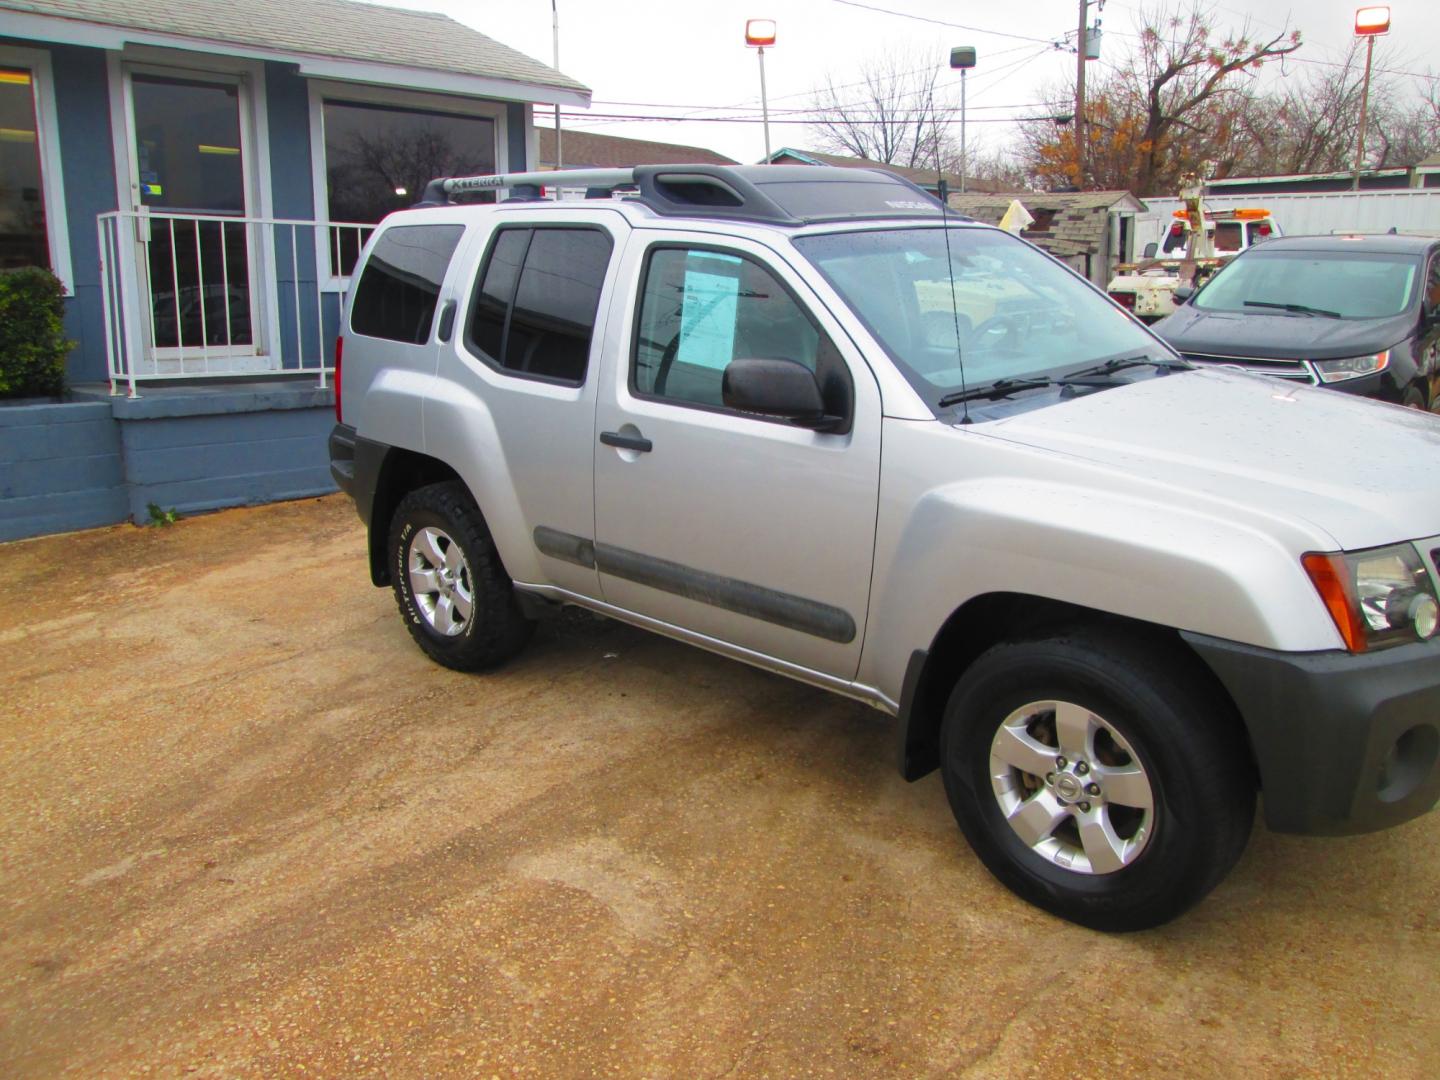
559,111 -> 1043,126
828,0 -> 1063,47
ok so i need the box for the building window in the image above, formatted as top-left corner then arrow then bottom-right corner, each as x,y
322,99 -> 497,276
0,67 -> 51,271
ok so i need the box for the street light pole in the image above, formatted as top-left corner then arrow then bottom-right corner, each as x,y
1352,34 -> 1374,192
1352,6 -> 1391,192
758,45 -> 771,161
746,20 -> 777,162
960,67 -> 967,194
551,0 -> 562,171
949,47 -> 976,196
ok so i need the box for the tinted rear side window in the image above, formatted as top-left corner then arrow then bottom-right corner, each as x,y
466,226 -> 613,385
351,224 -> 465,344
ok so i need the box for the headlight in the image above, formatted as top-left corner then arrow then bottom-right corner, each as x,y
1303,544 -> 1439,652
1313,350 -> 1389,384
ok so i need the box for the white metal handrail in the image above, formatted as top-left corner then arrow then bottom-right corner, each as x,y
97,210 -> 374,397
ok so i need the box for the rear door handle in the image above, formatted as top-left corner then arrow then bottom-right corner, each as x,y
600,430 -> 653,453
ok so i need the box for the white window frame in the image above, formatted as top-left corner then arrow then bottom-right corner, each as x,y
106,49 -> 279,374
307,79 -> 509,291
1,43 -> 74,294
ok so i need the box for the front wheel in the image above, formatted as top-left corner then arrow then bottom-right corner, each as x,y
940,631 -> 1255,931
388,481 -> 534,672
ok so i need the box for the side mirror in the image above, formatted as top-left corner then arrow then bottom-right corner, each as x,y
1172,284 -> 1196,304
723,358 -> 839,430
1142,242 -> 1158,259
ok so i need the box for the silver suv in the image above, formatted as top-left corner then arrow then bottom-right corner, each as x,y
330,164 -> 1440,931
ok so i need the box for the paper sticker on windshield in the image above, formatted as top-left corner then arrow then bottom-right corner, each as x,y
678,254 -> 741,371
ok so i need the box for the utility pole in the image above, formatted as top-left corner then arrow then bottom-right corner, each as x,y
1075,0 -> 1088,189
551,0 -> 562,171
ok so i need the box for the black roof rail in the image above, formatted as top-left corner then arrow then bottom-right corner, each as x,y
414,163 -> 960,226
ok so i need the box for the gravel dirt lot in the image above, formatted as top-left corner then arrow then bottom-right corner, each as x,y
1,494 -> 1438,1078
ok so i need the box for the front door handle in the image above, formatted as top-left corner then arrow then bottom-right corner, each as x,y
600,430 -> 653,453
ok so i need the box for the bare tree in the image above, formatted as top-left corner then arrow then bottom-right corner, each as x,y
1229,45 -> 1366,176
1017,3 -> 1300,193
1369,76 -> 1440,169
806,50 -> 955,170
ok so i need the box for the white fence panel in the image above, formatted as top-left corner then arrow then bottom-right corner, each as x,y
1132,190 -> 1440,258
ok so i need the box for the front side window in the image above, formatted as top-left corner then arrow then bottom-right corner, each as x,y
323,99 -> 496,276
350,224 -> 464,344
633,247 -> 848,414
1194,250 -> 1420,320
796,227 -> 1160,409
0,67 -> 50,270
465,226 -> 613,385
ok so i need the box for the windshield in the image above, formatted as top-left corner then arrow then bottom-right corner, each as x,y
1193,249 -> 1420,319
794,226 -> 1165,407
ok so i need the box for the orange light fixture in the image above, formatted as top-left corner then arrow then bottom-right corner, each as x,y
745,19 -> 776,47
1354,6 -> 1390,36
1302,553 -> 1368,653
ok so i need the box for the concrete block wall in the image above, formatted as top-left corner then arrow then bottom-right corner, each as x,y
0,382 -> 337,544
0,400 -> 129,542
112,385 -> 336,522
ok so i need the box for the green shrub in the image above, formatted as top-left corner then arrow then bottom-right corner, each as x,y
0,267 -> 73,399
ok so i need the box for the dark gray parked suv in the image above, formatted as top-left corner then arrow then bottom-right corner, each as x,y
1155,233 -> 1440,411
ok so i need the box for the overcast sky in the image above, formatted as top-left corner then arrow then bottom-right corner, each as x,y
374,1 -> 1440,165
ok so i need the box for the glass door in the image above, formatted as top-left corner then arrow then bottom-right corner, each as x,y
126,71 -> 263,369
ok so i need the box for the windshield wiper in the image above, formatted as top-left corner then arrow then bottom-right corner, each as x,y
1243,300 -> 1342,318
936,377 -> 1053,408
1058,354 -> 1188,384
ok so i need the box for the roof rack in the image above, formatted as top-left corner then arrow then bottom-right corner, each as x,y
415,164 -> 955,227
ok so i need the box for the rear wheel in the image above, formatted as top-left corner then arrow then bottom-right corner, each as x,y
388,481 -> 533,671
939,630 -> 1254,931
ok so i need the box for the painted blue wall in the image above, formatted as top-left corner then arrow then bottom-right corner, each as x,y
0,39 -> 120,385
507,102 -> 528,169
0,400 -> 127,541
265,61 -> 337,371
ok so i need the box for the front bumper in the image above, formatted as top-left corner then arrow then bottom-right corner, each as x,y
1184,632 -> 1440,835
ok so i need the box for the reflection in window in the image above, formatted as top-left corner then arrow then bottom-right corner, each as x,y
351,224 -> 465,345
634,248 -> 828,410
131,75 -> 244,213
323,100 -> 496,276
0,67 -> 49,270
465,227 -> 612,384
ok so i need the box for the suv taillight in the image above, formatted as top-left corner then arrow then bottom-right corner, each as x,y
1109,290 -> 1136,310
334,336 -> 344,423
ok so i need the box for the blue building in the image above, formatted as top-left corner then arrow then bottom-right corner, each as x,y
0,0 -> 588,540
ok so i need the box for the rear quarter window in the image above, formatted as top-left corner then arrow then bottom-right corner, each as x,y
351,223 -> 465,344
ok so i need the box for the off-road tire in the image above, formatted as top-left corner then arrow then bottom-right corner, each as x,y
388,481 -> 534,671
939,628 -> 1255,932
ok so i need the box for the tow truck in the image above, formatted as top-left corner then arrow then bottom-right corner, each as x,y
1108,176 -> 1280,323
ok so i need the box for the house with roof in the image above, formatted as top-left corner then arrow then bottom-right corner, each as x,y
0,0 -> 587,541
1197,153 -> 1440,196
536,127 -> 736,170
763,147 -> 1015,197
945,191 -> 1146,288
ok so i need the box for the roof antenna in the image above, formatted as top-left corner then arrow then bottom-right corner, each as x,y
940,200 -> 971,424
